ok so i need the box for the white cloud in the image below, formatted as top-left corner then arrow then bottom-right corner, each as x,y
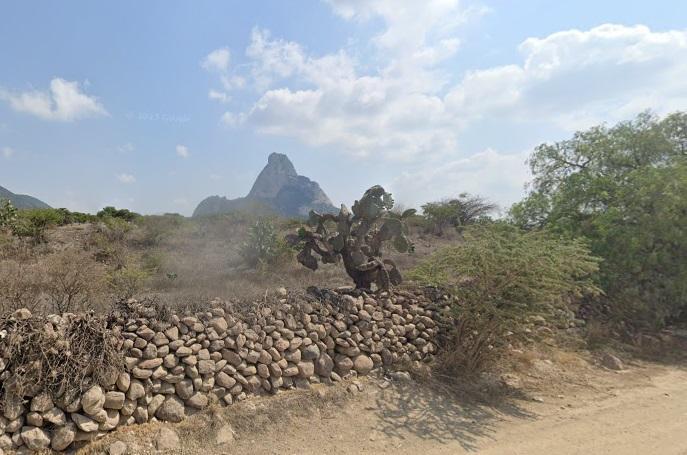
445,24 -> 687,129
173,197 -> 190,206
202,47 -> 231,72
116,173 -> 136,184
176,144 -> 190,158
208,90 -> 231,103
117,143 -> 135,153
0,78 -> 108,121
392,148 -> 530,209
212,22 -> 687,161
1,147 -> 14,159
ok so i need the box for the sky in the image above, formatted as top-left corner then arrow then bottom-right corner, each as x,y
1,0 -> 686,215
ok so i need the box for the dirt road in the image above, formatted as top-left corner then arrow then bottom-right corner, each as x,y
475,368 -> 687,455
226,365 -> 687,455
83,362 -> 687,455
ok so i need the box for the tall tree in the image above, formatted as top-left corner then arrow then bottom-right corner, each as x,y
511,111 -> 687,329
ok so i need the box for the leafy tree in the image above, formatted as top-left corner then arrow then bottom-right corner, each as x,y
97,206 -> 140,222
410,224 -> 599,373
422,193 -> 496,235
511,111 -> 687,328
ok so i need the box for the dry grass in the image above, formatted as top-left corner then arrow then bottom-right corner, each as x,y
0,212 -> 463,316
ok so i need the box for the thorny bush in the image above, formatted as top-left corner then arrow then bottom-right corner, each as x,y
0,311 -> 123,407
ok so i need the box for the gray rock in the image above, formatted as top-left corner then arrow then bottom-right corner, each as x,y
297,361 -> 315,378
315,353 -> 334,377
126,379 -> 146,401
133,406 -> 148,424
71,413 -> 98,432
116,372 -> 131,392
82,385 -> 105,415
302,344 -> 320,361
98,409 -> 120,431
21,426 -> 51,450
104,391 -> 126,409
334,355 -> 353,375
602,353 -> 625,371
216,371 -> 237,389
186,392 -> 209,409
353,355 -> 374,375
30,392 -> 53,413
51,423 -> 76,451
2,393 -> 24,420
147,394 -> 165,417
0,435 -> 10,451
156,396 -> 185,422
175,379 -> 194,400
42,407 -> 66,425
26,412 -> 43,427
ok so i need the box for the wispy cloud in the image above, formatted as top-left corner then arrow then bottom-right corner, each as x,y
116,173 -> 136,184
202,47 -> 230,72
0,78 -> 108,122
176,144 -> 190,158
117,143 -> 135,153
208,90 -> 231,104
1,146 -> 14,159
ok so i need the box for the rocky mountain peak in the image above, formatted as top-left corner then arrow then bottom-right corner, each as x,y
248,153 -> 298,199
193,153 -> 337,218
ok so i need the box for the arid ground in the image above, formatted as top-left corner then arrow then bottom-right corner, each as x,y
81,348 -> 687,455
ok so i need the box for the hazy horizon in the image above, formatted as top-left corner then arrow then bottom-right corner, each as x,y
1,0 -> 686,215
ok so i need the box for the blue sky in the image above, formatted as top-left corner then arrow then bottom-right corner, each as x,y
1,0 -> 686,215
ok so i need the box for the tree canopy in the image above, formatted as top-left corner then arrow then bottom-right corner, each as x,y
511,111 -> 687,328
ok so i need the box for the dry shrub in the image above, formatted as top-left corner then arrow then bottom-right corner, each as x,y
433,308 -> 504,377
0,259 -> 44,314
0,312 -> 123,404
42,248 -> 107,313
107,264 -> 150,300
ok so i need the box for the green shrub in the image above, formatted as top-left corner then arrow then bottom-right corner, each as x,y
410,224 -> 600,374
11,209 -> 65,242
240,218 -> 292,269
0,199 -> 18,230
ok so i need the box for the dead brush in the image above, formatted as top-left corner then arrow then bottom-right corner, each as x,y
0,312 -> 123,406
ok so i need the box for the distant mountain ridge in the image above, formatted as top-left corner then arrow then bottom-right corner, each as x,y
193,153 -> 337,218
0,185 -> 50,209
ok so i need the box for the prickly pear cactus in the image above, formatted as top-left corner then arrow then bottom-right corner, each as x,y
287,185 -> 414,291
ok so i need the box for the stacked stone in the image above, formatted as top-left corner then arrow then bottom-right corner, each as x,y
0,287 -> 447,453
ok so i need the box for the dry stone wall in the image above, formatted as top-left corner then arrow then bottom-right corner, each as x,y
0,287 -> 449,453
